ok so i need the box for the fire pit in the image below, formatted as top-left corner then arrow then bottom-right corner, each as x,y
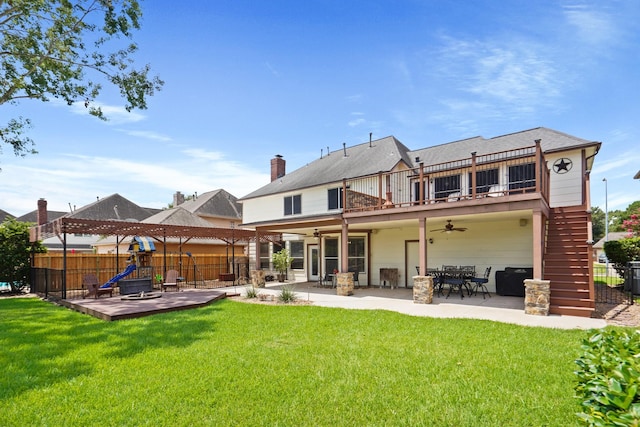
120,291 -> 162,301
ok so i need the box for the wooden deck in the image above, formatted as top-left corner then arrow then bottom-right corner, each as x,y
60,289 -> 232,321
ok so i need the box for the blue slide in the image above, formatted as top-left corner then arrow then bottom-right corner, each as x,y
101,264 -> 137,288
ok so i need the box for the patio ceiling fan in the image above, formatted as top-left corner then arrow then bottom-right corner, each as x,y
430,220 -> 467,233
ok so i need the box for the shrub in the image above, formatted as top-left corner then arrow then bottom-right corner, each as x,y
604,238 -> 640,277
574,329 -> 640,426
245,285 -> 259,299
278,284 -> 297,303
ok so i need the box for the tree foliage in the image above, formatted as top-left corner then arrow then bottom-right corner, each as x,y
0,218 -> 46,293
590,206 -> 605,242
604,238 -> 640,277
621,208 -> 640,237
0,0 -> 163,161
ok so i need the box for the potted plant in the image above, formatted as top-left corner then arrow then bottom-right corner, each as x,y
272,249 -> 293,282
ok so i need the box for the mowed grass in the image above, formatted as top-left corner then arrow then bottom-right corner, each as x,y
1,297 -> 595,426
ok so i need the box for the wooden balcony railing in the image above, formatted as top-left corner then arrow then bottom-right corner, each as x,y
342,140 -> 550,213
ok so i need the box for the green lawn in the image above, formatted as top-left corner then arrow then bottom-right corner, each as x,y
0,297 -> 609,426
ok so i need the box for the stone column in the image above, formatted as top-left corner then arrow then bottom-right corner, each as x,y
413,276 -> 433,304
336,272 -> 354,296
250,270 -> 266,288
524,279 -> 550,316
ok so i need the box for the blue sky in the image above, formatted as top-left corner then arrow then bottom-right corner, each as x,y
1,0 -> 639,216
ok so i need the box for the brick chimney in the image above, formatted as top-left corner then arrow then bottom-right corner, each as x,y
271,154 -> 285,182
173,191 -> 185,206
37,198 -> 48,225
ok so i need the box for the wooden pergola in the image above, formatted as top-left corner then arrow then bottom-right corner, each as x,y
30,217 -> 282,297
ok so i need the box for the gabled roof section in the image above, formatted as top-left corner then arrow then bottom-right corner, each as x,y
143,206 -> 213,228
66,193 -> 155,221
409,127 -> 600,167
240,136 -> 412,200
16,209 -> 66,223
0,209 -> 15,222
179,189 -> 241,219
593,232 -> 629,248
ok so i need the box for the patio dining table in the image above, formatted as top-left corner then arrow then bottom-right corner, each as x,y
426,268 -> 475,299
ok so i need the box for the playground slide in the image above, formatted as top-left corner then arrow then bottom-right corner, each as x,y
101,264 -> 137,288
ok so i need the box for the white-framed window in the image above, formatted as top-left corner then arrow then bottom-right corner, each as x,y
348,237 -> 365,273
468,168 -> 499,195
327,187 -> 343,210
434,175 -> 461,199
284,194 -> 301,215
324,238 -> 339,274
508,163 -> 536,191
290,241 -> 304,269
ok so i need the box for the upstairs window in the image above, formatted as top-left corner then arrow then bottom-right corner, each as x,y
284,194 -> 301,215
328,187 -> 343,210
468,168 -> 499,195
508,163 -> 536,191
413,180 -> 427,203
434,175 -> 461,200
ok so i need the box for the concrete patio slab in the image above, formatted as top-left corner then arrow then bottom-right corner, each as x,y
229,282 -> 607,330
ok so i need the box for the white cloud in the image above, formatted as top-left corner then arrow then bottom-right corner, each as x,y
563,4 -> 617,46
119,129 -> 172,142
65,99 -> 146,124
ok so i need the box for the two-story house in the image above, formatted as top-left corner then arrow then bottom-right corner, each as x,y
240,127 -> 601,317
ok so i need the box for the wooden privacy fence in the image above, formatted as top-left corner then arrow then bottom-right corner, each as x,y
33,252 -> 229,271
32,253 -> 249,297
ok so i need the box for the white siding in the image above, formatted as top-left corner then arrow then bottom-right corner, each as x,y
369,219 -> 533,292
242,182 -> 343,224
547,150 -> 583,208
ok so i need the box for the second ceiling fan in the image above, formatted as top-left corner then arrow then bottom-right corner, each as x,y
430,219 -> 467,233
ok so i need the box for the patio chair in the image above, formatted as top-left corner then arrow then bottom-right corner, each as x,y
162,269 -> 180,292
84,274 -> 113,299
470,267 -> 492,299
348,268 -> 360,288
443,271 -> 466,300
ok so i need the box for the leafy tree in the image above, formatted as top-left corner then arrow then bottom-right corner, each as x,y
590,206 -> 605,242
0,0 -> 163,162
0,218 -> 46,293
622,208 -> 640,237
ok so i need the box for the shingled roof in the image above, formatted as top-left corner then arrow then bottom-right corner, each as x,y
0,209 -> 15,222
409,127 -> 599,166
240,136 -> 412,200
178,189 -> 241,220
66,193 -> 155,221
240,127 -> 600,200
16,209 -> 66,223
143,206 -> 214,228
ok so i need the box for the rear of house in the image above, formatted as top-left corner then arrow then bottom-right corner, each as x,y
240,127 -> 600,317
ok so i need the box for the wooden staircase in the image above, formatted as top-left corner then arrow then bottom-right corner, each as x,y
544,206 -> 594,317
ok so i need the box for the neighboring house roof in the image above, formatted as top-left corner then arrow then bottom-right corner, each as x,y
240,127 -> 600,200
634,170 -> 640,179
16,209 -> 67,223
178,189 -> 242,220
142,206 -> 214,228
593,232 -> 629,249
241,136 -> 411,200
0,209 -> 15,222
66,193 -> 155,221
